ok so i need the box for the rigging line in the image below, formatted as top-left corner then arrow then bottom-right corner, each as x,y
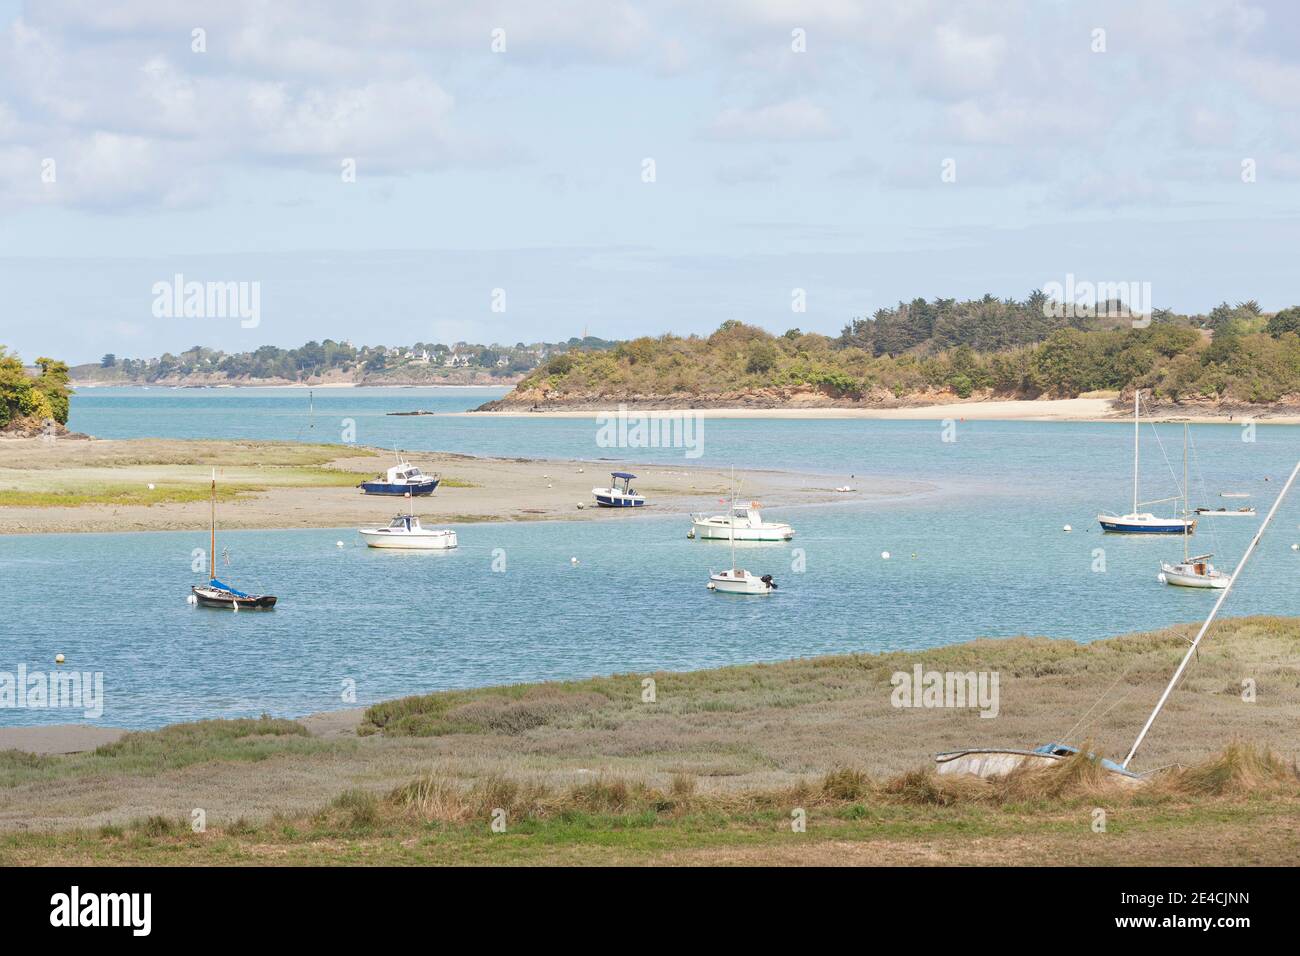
1187,428 -> 1222,557
1146,418 -> 1185,504
1058,655 -> 1147,744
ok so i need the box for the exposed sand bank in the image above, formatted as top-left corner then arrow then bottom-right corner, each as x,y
0,437 -> 908,535
469,397 -> 1300,424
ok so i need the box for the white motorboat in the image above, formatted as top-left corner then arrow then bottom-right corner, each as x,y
707,568 -> 777,594
592,472 -> 645,508
706,483 -> 777,595
1098,390 -> 1194,534
358,514 -> 458,550
1194,506 -> 1257,517
690,502 -> 794,541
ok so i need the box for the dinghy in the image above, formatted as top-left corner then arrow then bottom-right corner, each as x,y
939,457 -> 1300,780
190,470 -> 276,610
592,472 -> 645,508
1098,390 -> 1194,534
1194,506 -> 1257,517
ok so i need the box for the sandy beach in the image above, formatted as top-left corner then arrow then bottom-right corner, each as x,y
467,397 -> 1300,424
0,437 -> 907,535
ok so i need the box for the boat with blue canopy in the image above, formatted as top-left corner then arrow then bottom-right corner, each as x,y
592,472 -> 645,508
190,470 -> 277,610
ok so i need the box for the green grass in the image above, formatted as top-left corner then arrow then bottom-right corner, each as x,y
437,477 -> 479,488
0,466 -> 364,507
0,717 -> 334,788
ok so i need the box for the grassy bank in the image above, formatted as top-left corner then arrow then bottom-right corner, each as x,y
0,616 -> 1297,864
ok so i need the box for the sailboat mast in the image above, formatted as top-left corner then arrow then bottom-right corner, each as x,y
1182,423 -> 1189,562
209,467 -> 216,580
1122,457 -> 1300,769
1132,389 -> 1140,514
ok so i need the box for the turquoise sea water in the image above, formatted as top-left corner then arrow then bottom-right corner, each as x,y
1,386 -> 1295,728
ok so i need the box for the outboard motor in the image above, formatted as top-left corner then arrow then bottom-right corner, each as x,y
760,574 -> 777,589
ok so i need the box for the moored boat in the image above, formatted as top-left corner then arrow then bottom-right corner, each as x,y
190,470 -> 277,610
707,568 -> 777,594
1097,390 -> 1194,535
358,514 -> 458,550
1194,506 -> 1257,517
690,502 -> 794,541
1160,555 -> 1229,589
592,472 -> 645,508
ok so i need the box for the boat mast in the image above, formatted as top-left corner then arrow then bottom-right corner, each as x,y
1123,458 -> 1300,769
1182,423 -> 1189,562
210,468 -> 217,580
1132,389 -> 1140,514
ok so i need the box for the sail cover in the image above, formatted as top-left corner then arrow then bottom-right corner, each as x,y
209,578 -> 251,598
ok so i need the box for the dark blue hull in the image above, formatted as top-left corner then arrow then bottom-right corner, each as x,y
360,480 -> 440,496
1098,520 -> 1185,533
594,495 -> 644,507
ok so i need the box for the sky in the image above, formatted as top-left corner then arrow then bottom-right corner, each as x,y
2,0 -> 1300,363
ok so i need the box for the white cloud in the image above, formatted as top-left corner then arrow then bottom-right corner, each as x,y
704,99 -> 838,142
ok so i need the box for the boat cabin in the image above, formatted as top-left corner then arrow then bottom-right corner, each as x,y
388,514 -> 422,531
386,464 -> 426,483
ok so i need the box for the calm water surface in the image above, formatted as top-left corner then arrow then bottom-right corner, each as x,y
0,387 -> 1293,728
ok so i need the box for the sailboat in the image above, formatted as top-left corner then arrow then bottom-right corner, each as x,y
1159,424 -> 1230,589
1097,390 -> 1195,534
707,484 -> 777,595
190,470 -> 277,610
937,458 -> 1300,781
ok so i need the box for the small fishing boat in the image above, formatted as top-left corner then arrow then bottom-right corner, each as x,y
359,455 -> 440,496
707,568 -> 777,594
592,472 -> 645,508
1098,390 -> 1194,534
690,502 -> 794,541
191,470 -> 276,610
358,514 -> 458,550
939,457 -> 1300,781
1194,506 -> 1257,517
706,484 -> 777,594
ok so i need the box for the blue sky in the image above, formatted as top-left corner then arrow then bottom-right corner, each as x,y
2,0 -> 1300,363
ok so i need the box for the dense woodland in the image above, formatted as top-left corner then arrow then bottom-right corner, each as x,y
513,296 -> 1300,405
0,349 -> 72,429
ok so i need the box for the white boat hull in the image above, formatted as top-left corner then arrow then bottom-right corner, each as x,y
359,529 -> 458,550
1160,562 -> 1229,589
707,570 -> 774,594
691,521 -> 793,542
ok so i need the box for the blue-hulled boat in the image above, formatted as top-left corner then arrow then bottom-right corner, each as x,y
1097,389 -> 1193,535
359,457 -> 440,496
592,472 -> 645,508
190,470 -> 276,610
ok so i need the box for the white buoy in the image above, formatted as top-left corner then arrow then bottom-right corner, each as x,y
186,594 -> 197,605
881,551 -> 891,560
1063,524 -> 1073,532
1292,543 -> 1299,551
147,483 -> 155,490
570,556 -> 579,565
576,502 -> 584,510
336,540 -> 344,548
55,653 -> 65,665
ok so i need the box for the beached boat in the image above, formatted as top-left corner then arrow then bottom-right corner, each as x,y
1098,390 -> 1194,534
690,502 -> 794,541
359,456 -> 440,496
592,472 -> 645,508
358,514 -> 458,550
191,470 -> 277,610
939,457 -> 1300,781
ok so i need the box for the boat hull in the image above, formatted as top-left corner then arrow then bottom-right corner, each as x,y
1098,514 -> 1194,534
1160,564 -> 1229,589
707,572 -> 774,595
358,529 -> 458,550
691,521 -> 793,542
192,586 -> 277,610
594,493 -> 645,508
360,479 -> 440,496
935,748 -> 1143,787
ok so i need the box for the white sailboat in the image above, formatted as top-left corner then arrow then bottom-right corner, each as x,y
938,457 -> 1300,781
1159,424 -> 1229,589
1098,390 -> 1195,534
707,485 -> 777,595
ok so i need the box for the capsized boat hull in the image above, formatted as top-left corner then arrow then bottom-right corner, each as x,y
935,746 -> 1142,786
